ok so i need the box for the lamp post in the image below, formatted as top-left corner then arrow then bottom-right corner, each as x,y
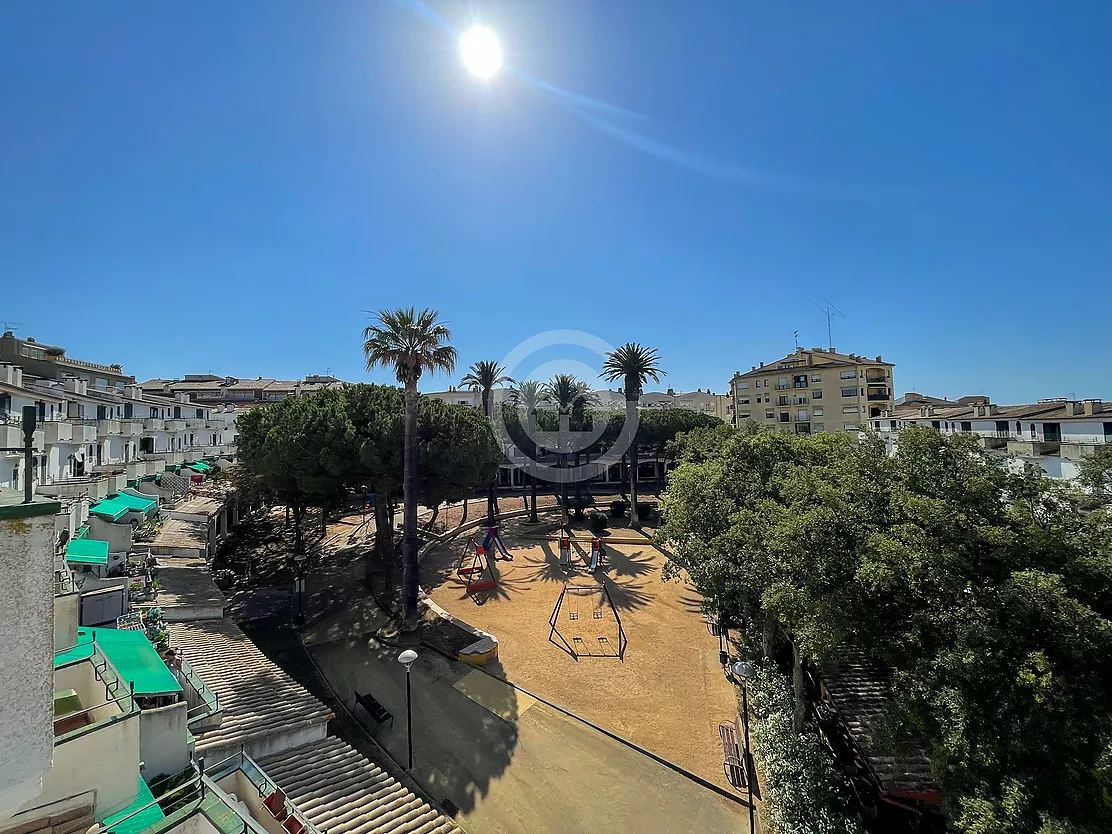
732,660 -> 756,834
398,649 -> 418,769
292,552 -> 306,626
0,406 -> 38,503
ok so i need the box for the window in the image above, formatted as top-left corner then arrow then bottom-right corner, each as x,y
796,410 -> 809,422
1029,423 -> 1036,438
840,370 -> 858,379
778,395 -> 789,406
763,380 -> 769,387
811,374 -> 822,382
873,421 -> 881,429
1016,421 -> 1022,433
776,378 -> 790,390
737,412 -> 750,420
890,420 -> 897,430
962,421 -> 972,433
843,406 -> 859,414
795,396 -> 808,405
738,382 -> 749,390
765,409 -> 775,419
813,423 -> 824,432
196,408 -> 204,418
812,389 -> 822,399
96,405 -> 107,420
814,407 -> 823,417
739,397 -> 750,405
844,423 -> 859,431
931,420 -> 940,429
1104,422 -> 1112,440
841,387 -> 857,397
793,375 -> 808,388
779,412 -> 790,423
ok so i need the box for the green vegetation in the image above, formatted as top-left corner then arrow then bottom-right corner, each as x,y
601,342 -> 664,527
237,384 -> 499,629
659,424 -> 1112,832
362,307 -> 458,629
461,360 -> 515,522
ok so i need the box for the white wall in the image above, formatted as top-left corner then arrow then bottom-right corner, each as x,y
140,702 -> 190,781
168,810 -> 223,834
0,510 -> 57,821
87,516 -> 133,552
53,592 -> 80,652
1061,420 -> 1111,445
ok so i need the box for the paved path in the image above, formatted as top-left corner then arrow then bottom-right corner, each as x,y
309,635 -> 747,834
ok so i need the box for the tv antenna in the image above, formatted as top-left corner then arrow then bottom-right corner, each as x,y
1,319 -> 23,332
809,297 -> 845,351
793,330 -> 799,350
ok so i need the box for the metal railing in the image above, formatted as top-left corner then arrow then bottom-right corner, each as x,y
206,749 -> 324,834
178,659 -> 220,726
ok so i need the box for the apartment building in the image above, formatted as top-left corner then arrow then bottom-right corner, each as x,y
141,374 -> 344,405
872,393 -> 1112,481
641,388 -> 732,420
729,347 -> 895,435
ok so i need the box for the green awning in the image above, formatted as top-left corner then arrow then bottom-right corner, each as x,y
89,498 -> 129,522
109,492 -> 157,516
66,538 -> 109,565
55,628 -> 181,696
185,460 -> 212,472
100,776 -> 165,834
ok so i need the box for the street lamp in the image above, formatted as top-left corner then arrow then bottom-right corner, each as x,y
398,649 -> 418,769
732,660 -> 756,834
292,552 -> 306,626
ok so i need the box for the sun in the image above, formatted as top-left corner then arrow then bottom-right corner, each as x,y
459,25 -> 503,79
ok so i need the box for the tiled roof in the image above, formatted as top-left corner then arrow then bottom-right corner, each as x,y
153,518 -> 209,550
168,620 -> 332,755
173,496 -> 224,517
224,378 -> 276,391
258,737 -> 461,834
735,349 -> 892,379
884,400 -> 1108,423
823,655 -> 937,797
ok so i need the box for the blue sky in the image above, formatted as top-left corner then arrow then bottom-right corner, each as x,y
2,1 -> 1110,402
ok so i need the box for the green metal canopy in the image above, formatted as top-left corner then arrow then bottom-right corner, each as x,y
109,492 -> 157,517
184,460 -> 212,472
55,628 -> 181,696
89,498 -> 129,522
65,537 -> 109,565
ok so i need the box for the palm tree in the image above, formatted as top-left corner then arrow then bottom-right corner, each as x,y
601,343 -> 664,528
543,374 -> 598,526
460,360 -> 515,524
363,307 -> 457,630
511,380 -> 547,523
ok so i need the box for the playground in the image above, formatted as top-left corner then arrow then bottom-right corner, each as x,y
421,516 -> 740,791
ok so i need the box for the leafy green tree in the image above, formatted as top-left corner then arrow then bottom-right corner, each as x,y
601,343 -> 664,527
660,425 -> 1112,831
1079,444 -> 1112,504
417,396 -> 501,528
460,360 -> 514,522
343,383 -> 405,566
637,407 -> 721,478
362,307 -> 457,630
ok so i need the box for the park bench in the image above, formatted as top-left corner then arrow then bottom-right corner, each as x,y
354,691 -> 393,727
719,719 -> 746,789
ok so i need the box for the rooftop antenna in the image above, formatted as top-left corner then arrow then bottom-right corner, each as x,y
793,330 -> 799,350
1,320 -> 23,332
809,297 -> 845,350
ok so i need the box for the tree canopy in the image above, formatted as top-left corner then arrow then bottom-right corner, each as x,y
659,425 -> 1112,833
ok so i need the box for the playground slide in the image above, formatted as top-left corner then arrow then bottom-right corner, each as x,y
484,529 -> 513,561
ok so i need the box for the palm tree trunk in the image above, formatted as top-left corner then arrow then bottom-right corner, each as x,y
528,412 -> 539,522
627,398 -> 641,527
401,381 -> 420,630
461,495 -> 469,523
792,640 -> 806,732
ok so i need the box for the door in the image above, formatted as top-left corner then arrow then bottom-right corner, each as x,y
1042,423 -> 1062,443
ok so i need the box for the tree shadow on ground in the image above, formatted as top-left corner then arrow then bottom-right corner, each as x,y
601,575 -> 656,612
604,548 -> 657,579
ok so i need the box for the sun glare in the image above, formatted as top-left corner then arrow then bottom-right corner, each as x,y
460,26 -> 503,79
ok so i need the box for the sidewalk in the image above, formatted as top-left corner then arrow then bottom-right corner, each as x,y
309,634 -> 749,834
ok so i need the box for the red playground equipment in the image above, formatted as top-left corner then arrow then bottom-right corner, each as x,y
457,537 -> 497,593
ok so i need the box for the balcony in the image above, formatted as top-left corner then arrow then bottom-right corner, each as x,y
144,418 -> 165,431
1007,439 -> 1061,457
176,658 -> 223,731
207,750 -> 324,834
120,419 -> 144,437
97,419 -> 122,438
865,370 -> 888,382
165,419 -> 187,432
1062,440 -> 1109,461
979,434 -> 1010,450
867,390 -> 891,401
43,421 -> 73,444
70,422 -> 98,443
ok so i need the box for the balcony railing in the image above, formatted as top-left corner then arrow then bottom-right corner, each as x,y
177,658 -> 221,729
97,420 -> 122,437
165,420 -> 187,432
206,750 -> 325,834
867,392 -> 890,401
144,418 -> 165,431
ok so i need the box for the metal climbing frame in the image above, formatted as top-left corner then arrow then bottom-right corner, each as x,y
456,535 -> 496,593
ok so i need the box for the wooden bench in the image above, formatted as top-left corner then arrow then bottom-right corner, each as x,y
354,691 -> 393,726
719,720 -> 746,789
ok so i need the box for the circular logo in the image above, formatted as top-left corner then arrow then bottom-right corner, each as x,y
490,330 -> 638,485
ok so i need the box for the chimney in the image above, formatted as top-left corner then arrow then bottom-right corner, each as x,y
667,387 -> 674,395
1084,399 -> 1103,416
759,361 -> 764,368
876,355 -> 882,362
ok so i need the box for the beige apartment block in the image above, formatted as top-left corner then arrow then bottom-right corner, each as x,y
729,347 -> 894,435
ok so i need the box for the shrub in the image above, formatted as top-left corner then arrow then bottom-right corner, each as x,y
609,499 -> 629,518
587,510 -> 608,534
635,501 -> 656,520
747,663 -> 862,834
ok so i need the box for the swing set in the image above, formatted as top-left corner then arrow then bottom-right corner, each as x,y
456,526 -> 513,594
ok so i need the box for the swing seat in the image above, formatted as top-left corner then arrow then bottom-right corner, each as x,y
457,566 -> 483,575
468,578 -> 497,592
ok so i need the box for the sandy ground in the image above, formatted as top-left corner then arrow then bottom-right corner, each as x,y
423,518 -> 739,791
